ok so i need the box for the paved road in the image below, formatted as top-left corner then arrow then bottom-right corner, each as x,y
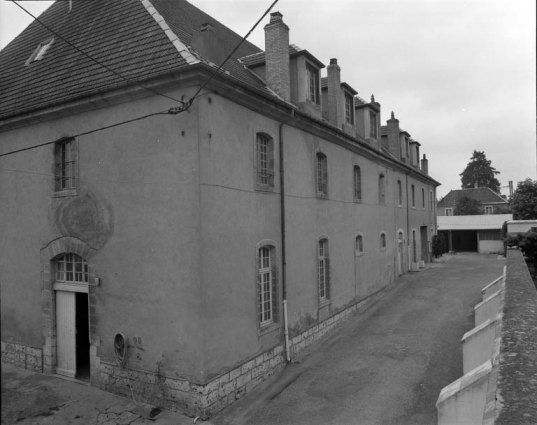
213,253 -> 506,425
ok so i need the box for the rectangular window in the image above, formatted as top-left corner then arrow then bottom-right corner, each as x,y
485,206 -> 493,215
255,134 -> 274,191
369,111 -> 378,138
445,208 -> 453,216
317,153 -> 328,196
55,138 -> 77,192
354,166 -> 362,201
422,188 -> 425,209
397,180 -> 402,206
306,65 -> 319,104
479,230 -> 501,240
318,239 -> 330,300
345,94 -> 354,124
411,185 -> 415,207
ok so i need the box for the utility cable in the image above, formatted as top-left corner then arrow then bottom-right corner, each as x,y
188,0 -> 279,104
12,1 -> 187,106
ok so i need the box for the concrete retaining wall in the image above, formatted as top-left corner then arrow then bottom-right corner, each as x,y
437,249 -> 537,424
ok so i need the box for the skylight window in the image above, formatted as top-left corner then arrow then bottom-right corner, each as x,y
25,37 -> 54,65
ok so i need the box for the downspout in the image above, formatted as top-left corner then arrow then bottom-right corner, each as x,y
279,115 -> 292,363
405,172 -> 410,271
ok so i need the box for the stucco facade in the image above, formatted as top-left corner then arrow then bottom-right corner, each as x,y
0,0 -> 439,418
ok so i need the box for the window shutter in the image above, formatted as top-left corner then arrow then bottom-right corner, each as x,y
325,257 -> 331,299
271,265 -> 278,323
268,140 -> 275,187
254,137 -> 260,185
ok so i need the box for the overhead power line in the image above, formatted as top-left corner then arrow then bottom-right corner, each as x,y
12,1 -> 187,106
1,0 -> 279,158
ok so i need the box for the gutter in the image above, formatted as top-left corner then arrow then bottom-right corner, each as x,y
279,110 -> 294,363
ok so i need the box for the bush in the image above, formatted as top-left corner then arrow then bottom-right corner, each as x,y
432,234 -> 446,258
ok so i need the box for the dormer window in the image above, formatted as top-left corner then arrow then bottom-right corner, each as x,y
306,64 -> 319,104
345,94 -> 354,125
369,111 -> 378,138
26,37 -> 54,65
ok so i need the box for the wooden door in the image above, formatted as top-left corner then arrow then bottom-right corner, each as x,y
56,290 -> 76,377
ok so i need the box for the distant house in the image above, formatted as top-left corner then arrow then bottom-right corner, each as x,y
437,214 -> 512,253
506,220 -> 537,235
437,188 -> 509,216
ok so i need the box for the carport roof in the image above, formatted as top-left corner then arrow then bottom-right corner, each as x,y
437,214 -> 513,231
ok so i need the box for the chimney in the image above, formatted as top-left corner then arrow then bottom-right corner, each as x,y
264,12 -> 290,101
327,58 -> 343,127
385,111 -> 400,159
191,23 -> 226,65
421,154 -> 428,175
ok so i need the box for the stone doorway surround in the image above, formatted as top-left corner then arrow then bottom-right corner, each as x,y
40,236 -> 100,386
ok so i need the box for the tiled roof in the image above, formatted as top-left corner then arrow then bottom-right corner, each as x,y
437,214 -> 512,231
0,0 -> 264,120
438,188 -> 508,207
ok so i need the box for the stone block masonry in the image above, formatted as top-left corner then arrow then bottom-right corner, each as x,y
1,341 -> 43,372
1,293 -> 377,420
99,295 -> 375,419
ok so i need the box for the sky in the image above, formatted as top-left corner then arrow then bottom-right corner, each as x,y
1,0 -> 535,198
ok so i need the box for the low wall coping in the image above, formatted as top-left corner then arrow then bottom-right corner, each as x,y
461,313 -> 501,344
436,360 -> 492,406
492,249 -> 537,424
474,289 -> 502,310
481,275 -> 503,294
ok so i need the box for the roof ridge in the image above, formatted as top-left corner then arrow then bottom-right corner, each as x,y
141,0 -> 199,65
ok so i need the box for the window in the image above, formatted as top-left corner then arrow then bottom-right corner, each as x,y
55,138 -> 77,192
56,253 -> 88,283
355,234 -> 363,256
479,230 -> 501,240
318,239 -> 330,301
353,166 -> 362,201
430,190 -> 434,211
445,208 -> 453,216
378,174 -> 386,204
255,133 -> 274,190
397,180 -> 402,206
25,37 -> 54,65
345,94 -> 354,124
370,111 -> 378,138
306,64 -> 320,104
380,232 -> 387,250
411,185 -> 415,207
316,152 -> 328,197
257,246 -> 278,326
485,206 -> 493,215
422,188 -> 425,209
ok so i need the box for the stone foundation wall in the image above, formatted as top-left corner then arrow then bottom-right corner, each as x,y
1,341 -> 43,372
100,295 -> 374,419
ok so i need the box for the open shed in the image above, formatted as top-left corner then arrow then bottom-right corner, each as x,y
437,214 -> 512,254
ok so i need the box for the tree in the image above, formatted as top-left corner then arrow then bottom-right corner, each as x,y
511,178 -> 537,220
506,229 -> 537,265
454,196 -> 482,215
460,150 -> 501,192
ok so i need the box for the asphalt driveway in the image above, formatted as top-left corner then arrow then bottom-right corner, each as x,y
213,253 -> 506,425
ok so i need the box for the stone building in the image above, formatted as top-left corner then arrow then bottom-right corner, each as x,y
437,187 -> 509,216
0,0 -> 439,418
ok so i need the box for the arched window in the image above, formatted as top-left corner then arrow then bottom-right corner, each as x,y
380,232 -> 387,251
316,153 -> 328,196
55,253 -> 88,283
255,133 -> 274,190
353,166 -> 362,201
378,174 -> 386,204
355,234 -> 363,256
318,238 -> 330,300
257,245 -> 278,326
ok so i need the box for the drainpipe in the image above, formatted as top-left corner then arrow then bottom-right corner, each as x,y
405,172 -> 410,271
279,117 -> 291,362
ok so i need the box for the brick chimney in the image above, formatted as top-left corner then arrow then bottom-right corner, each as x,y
190,23 -> 226,65
327,58 -> 343,127
385,111 -> 401,159
421,154 -> 428,175
264,12 -> 290,101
